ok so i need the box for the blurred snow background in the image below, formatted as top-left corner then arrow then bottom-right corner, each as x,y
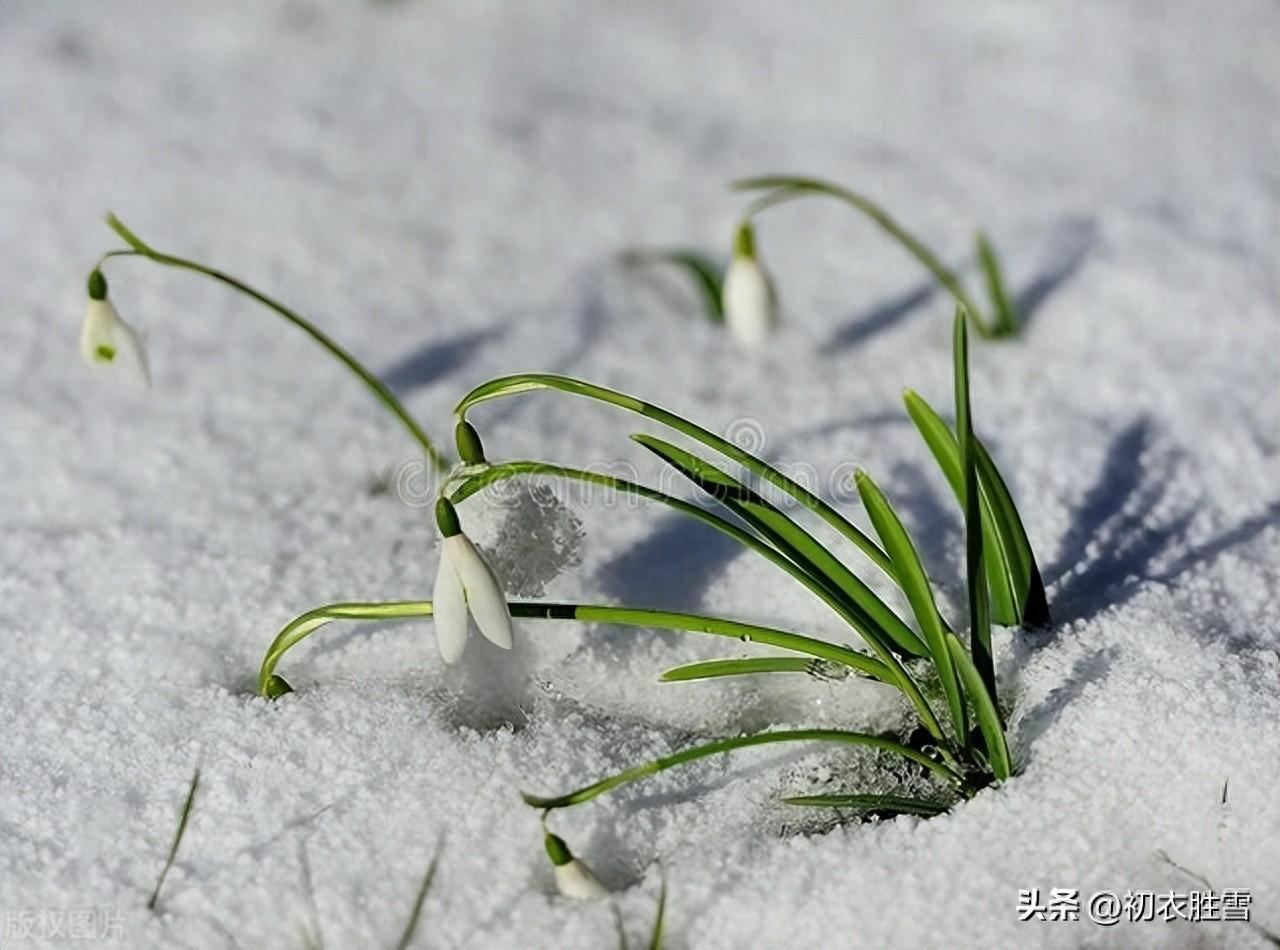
0,2 -> 1277,947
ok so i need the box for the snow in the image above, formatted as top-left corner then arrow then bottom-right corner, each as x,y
1,1 -> 1277,947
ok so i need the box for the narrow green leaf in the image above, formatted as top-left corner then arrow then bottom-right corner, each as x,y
855,470 -> 967,748
954,312 -> 996,705
620,247 -> 725,323
632,433 -> 929,659
453,374 -> 895,578
648,878 -> 667,950
393,840 -> 443,950
660,656 -> 840,682
903,389 -> 1048,628
148,767 -> 200,911
782,793 -> 950,817
975,232 -> 1018,337
521,729 -> 964,810
972,439 -> 1050,629
945,633 -> 1011,780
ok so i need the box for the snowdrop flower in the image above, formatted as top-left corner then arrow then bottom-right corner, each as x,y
79,269 -> 150,384
721,221 -> 778,348
545,832 -> 608,899
432,497 -> 512,664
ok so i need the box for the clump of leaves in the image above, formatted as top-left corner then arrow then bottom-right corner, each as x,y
259,308 -> 1047,818
83,214 -> 1047,873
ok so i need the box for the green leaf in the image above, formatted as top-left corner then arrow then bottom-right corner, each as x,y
660,657 -> 842,682
620,247 -> 725,323
975,232 -> 1018,337
148,767 -> 200,911
945,633 -> 1011,780
648,878 -> 667,950
632,433 -> 929,659
954,312 -> 996,704
903,389 -> 1048,629
972,438 -> 1050,629
393,841 -> 443,950
782,793 -> 950,817
453,374 -> 894,578
855,470 -> 967,747
521,729 -> 965,810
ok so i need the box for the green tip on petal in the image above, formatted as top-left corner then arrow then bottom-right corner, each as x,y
95,344 -> 117,363
264,674 -> 293,699
733,221 -> 756,258
455,420 -> 486,465
87,269 -> 108,301
544,832 -> 573,867
435,497 -> 461,538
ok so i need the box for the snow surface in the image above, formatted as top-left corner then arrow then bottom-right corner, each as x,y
2,2 -> 1278,948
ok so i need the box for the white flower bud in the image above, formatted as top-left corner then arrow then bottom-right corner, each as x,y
722,222 -> 778,348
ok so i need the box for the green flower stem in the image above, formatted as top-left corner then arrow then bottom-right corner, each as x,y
732,175 -> 1005,339
256,598 -> 895,697
447,461 -> 945,742
451,374 -> 894,579
257,601 -> 432,696
521,729 -> 967,809
96,214 -> 447,472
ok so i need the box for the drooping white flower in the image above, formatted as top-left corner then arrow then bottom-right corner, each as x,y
79,269 -> 150,384
721,221 -> 778,348
432,497 -> 512,664
545,832 -> 608,899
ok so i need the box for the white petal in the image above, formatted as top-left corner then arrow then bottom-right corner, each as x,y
554,859 -> 608,899
451,533 -> 513,650
722,256 -> 778,347
432,540 -> 469,664
80,298 -> 150,384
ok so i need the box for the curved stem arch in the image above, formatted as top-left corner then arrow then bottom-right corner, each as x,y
96,215 -> 447,470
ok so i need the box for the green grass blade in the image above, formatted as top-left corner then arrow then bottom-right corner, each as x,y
393,840 -> 443,950
148,767 -> 200,910
661,657 -> 832,682
945,633 -> 1011,780
648,878 -> 667,950
954,312 -> 996,704
782,793 -> 950,817
633,433 -> 928,658
855,470 -> 967,747
453,374 -> 894,578
903,389 -> 1048,628
521,729 -> 964,809
729,175 -> 998,337
620,247 -> 725,323
975,232 -> 1018,337
972,439 -> 1050,629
